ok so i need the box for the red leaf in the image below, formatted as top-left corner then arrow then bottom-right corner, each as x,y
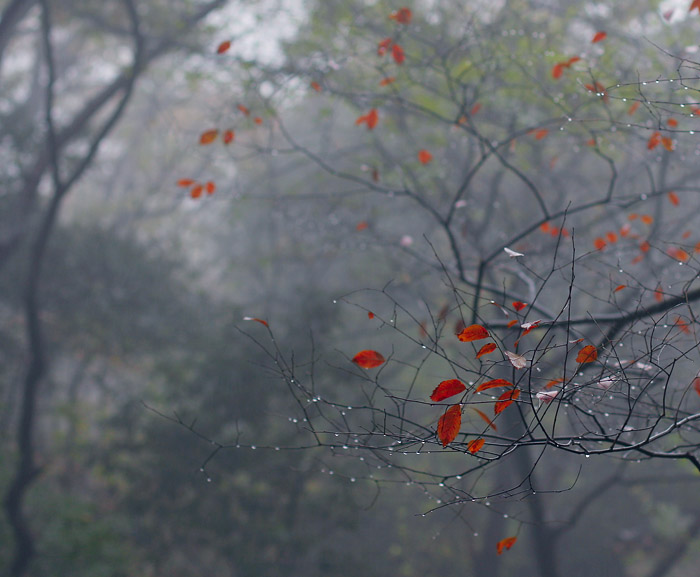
473,408 -> 498,431
494,389 -> 520,415
592,31 -> 607,43
534,128 -> 548,140
223,129 -> 235,144
437,405 -> 462,447
641,214 -> 653,225
654,285 -> 664,302
476,343 -> 497,359
647,131 -> 661,150
667,118 -> 679,128
243,316 -> 269,327
594,237 -> 606,250
551,63 -> 564,79
389,7 -> 412,24
177,178 -> 196,187
497,536 -> 517,555
199,129 -> 218,145
352,350 -> 386,369
512,301 -> 527,312
392,43 -> 405,64
377,37 -> 393,56
661,136 -> 674,151
467,438 -> 485,454
205,181 -> 216,195
355,220 -> 369,231
669,191 -> 680,206
470,102 -> 482,116
310,81 -> 322,92
476,379 -> 514,393
507,319 -> 519,328
669,247 -> 689,262
254,117 -> 263,125
356,109 -> 379,130
693,377 -> 700,396
606,231 -> 618,244
691,0 -> 700,14
628,101 -> 640,115
567,56 -> 581,66
217,40 -> 231,54
190,184 -> 203,199
614,284 -> 626,292
457,324 -> 490,342
418,149 -> 433,164
430,379 -> 467,402
380,76 -> 396,86
576,345 -> 598,364
237,104 -> 250,116
367,311 -> 375,319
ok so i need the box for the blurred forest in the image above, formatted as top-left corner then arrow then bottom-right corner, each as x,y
4,1 -> 700,576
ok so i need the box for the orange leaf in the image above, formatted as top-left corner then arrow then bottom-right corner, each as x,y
540,222 -> 551,233
467,438 -> 485,454
356,108 -> 379,130
614,284 -> 626,292
392,43 -> 405,64
437,404 -> 462,447
177,178 -> 196,187
389,7 -> 412,24
377,37 -> 393,56
576,345 -> 598,364
476,342 -> 497,359
693,376 -> 700,396
237,104 -> 250,116
430,379 -> 467,402
199,129 -> 218,145
190,184 -> 203,199
641,214 -> 653,225
497,536 -> 517,555
594,237 -> 606,250
217,40 -> 231,54
661,137 -> 674,151
367,311 -> 375,319
476,379 -> 514,393
223,129 -> 235,144
494,389 -> 520,415
380,76 -> 396,86
640,240 -> 650,253
591,31 -> 607,43
254,117 -> 263,125
669,191 -> 680,206
356,220 -> 368,231
310,81 -> 322,92
243,316 -> 269,327
691,0 -> 700,14
534,128 -> 548,140
667,118 -> 679,127
473,408 -> 498,431
457,324 -> 490,342
352,350 -> 386,369
551,63 -> 564,79
205,181 -> 216,195
567,56 -> 581,66
628,213 -> 638,221
606,232 -> 618,244
418,149 -> 433,164
627,101 -> 640,115
683,230 -> 692,239
647,131 -> 661,150
545,378 -> 564,389
669,247 -> 689,262
507,319 -> 519,328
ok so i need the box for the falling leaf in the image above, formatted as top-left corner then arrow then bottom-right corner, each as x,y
476,379 -> 514,393
497,536 -> 517,555
243,316 -> 269,327
576,345 -> 598,364
669,191 -> 680,206
217,40 -> 232,54
430,379 -> 467,402
536,390 -> 559,404
377,37 -> 393,56
392,43 -> 405,64
614,284 -> 626,292
310,81 -> 322,92
418,149 -> 433,164
237,104 -> 250,116
592,31 -> 607,43
437,404 -> 462,447
473,408 -> 498,431
628,101 -> 640,115
199,129 -> 219,145
356,221 -> 369,231
352,350 -> 386,369
594,237 -> 606,250
190,184 -> 203,199
520,320 -> 541,336
356,108 -> 379,130
177,178 -> 196,187
380,76 -> 396,86
389,7 -> 412,24
367,311 -> 375,319
457,324 -> 490,342
476,343 -> 497,359
467,438 -> 485,454
504,247 -> 524,258
512,301 -> 527,312
205,181 -> 216,195
494,389 -> 520,415
223,130 -> 235,144
505,351 -> 527,369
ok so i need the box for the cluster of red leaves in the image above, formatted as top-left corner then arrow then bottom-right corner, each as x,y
177,178 -> 216,199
